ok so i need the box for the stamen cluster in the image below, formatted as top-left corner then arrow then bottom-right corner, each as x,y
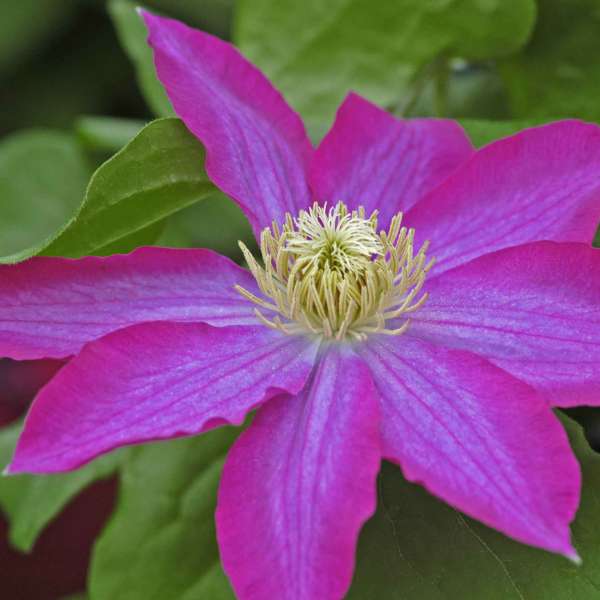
237,202 -> 433,341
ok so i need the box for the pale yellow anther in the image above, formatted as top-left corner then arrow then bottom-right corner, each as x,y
236,201 -> 434,342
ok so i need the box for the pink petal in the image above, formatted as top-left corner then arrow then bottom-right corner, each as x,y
406,120 -> 600,272
310,93 -> 473,226
142,11 -> 313,238
411,241 -> 600,407
0,247 -> 260,360
358,335 -> 580,559
8,323 -> 318,474
217,346 -> 380,600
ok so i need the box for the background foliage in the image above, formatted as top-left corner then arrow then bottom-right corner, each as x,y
1,1 -> 600,598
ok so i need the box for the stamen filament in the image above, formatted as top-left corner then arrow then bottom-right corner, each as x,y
236,201 -> 432,341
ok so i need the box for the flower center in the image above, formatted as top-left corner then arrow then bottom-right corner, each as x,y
236,201 -> 433,342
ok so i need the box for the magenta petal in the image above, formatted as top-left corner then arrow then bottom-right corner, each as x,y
406,120 -> 600,272
0,247 -> 261,360
217,346 -> 380,600
8,323 -> 318,474
411,241 -> 600,407
310,93 -> 473,226
358,335 -> 580,558
142,11 -> 313,238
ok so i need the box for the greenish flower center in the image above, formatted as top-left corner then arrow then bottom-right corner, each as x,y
237,201 -> 433,342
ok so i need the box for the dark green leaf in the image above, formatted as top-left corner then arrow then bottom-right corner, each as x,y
501,0 -> 600,123
1,118 -> 216,264
89,428 -> 238,600
157,192 -> 254,261
349,415 -> 600,599
145,0 -> 234,38
458,118 -> 549,148
92,221 -> 167,257
0,422 -> 122,553
109,0 -> 174,118
0,129 -> 92,258
235,0 -> 536,137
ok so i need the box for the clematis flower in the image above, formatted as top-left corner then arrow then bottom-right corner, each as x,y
3,10 -> 600,599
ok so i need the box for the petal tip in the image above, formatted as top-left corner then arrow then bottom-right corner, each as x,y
566,548 -> 582,566
137,6 -> 157,27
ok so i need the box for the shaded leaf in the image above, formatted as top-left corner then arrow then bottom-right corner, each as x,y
89,428 -> 237,600
145,0 -> 234,39
0,421 -> 122,553
157,192 -> 254,261
0,130 -> 91,258
458,118 -> 548,148
92,220 -> 167,257
349,415 -> 600,599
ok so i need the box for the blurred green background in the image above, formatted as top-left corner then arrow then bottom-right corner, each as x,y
3,1 -> 600,599
0,0 -> 255,265
3,0 -> 599,264
0,1 -> 234,135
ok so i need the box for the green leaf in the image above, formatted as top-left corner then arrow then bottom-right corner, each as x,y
458,118 -> 549,148
85,402 -> 600,599
1,118 -> 216,264
501,0 -> 600,123
157,192 -> 255,261
75,115 -> 145,154
92,221 -> 167,257
89,428 -> 238,600
349,414 -> 600,599
145,0 -> 234,38
235,0 -> 536,137
0,129 -> 92,258
109,0 -> 174,117
0,422 -> 122,553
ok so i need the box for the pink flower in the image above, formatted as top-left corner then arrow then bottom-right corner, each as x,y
3,11 -> 600,599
